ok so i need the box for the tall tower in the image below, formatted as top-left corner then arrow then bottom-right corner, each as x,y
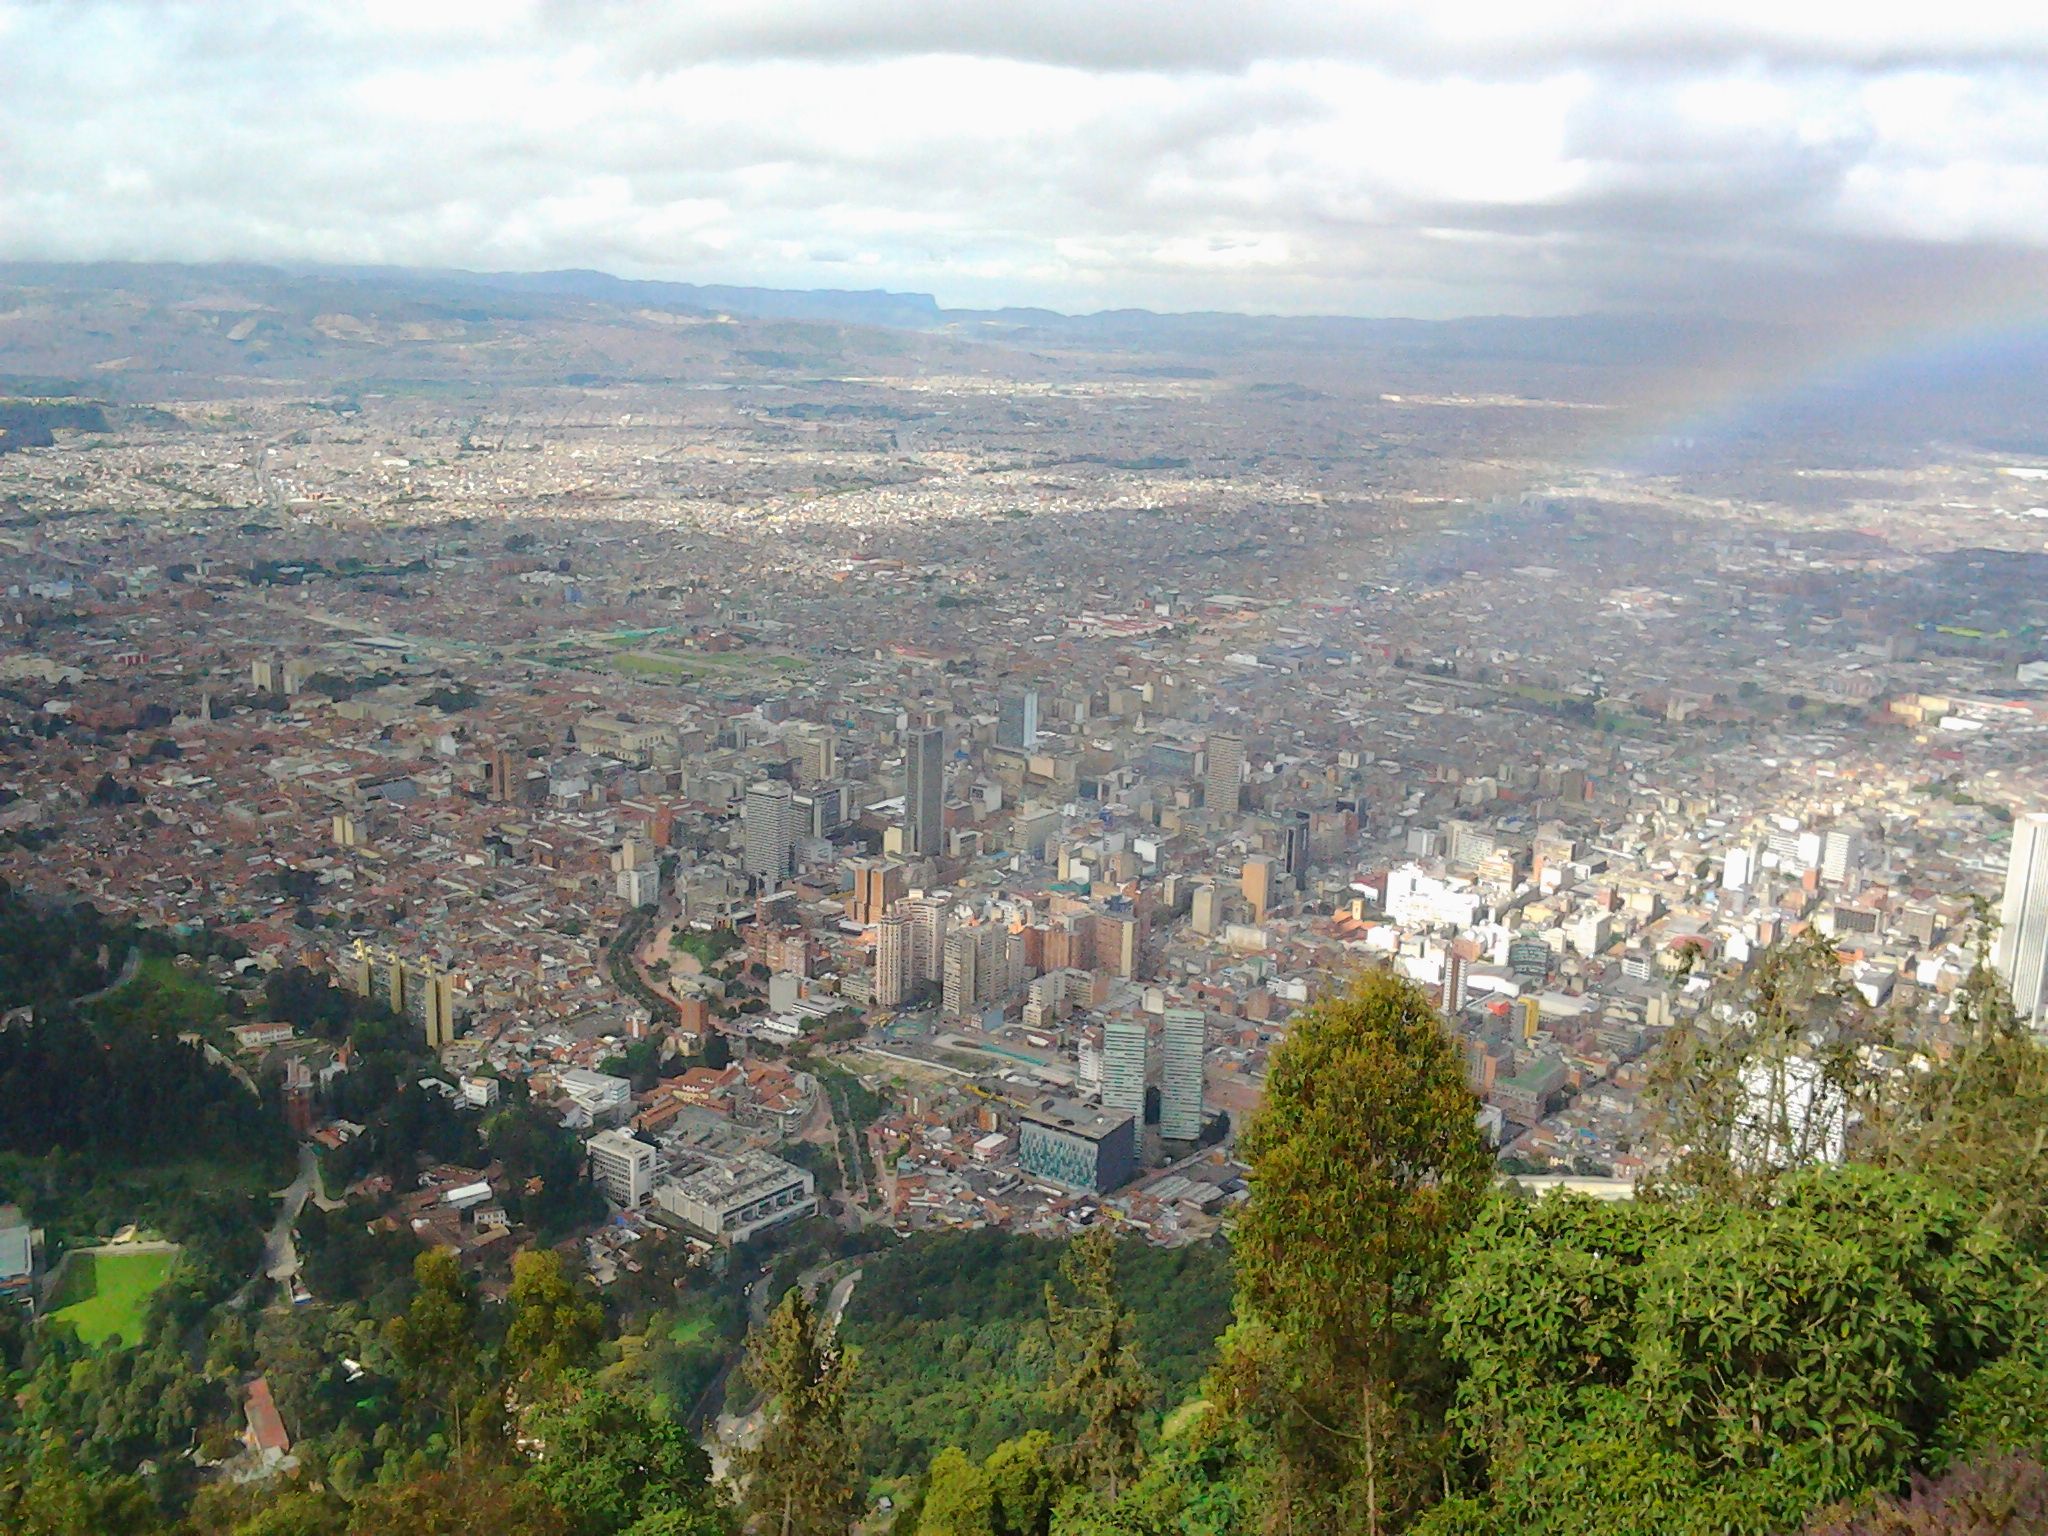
1205,733 -> 1244,820
997,688 -> 1040,751
1160,1006 -> 1205,1141
1241,855 -> 1277,925
1995,813 -> 2048,1027
1100,1018 -> 1148,1118
743,779 -> 795,882
875,912 -> 913,1008
905,726 -> 945,858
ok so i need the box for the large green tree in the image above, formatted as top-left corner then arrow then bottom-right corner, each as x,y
1221,969 -> 1491,1535
384,1250 -> 481,1450
739,1288 -> 861,1536
1043,1229 -> 1149,1501
504,1250 -> 606,1388
522,1381 -> 727,1536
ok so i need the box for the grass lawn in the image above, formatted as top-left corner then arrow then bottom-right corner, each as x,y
87,953 -> 223,1037
669,1303 -> 719,1346
49,1247 -> 179,1346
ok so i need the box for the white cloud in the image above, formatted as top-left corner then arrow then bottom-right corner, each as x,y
0,1 -> 2045,319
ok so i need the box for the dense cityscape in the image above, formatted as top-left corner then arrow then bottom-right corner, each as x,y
5,33 -> 2048,1523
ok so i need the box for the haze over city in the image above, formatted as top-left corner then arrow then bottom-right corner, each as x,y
4,7 -> 2048,1536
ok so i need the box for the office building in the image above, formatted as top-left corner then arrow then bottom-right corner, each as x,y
793,725 -> 837,784
1241,855 -> 1278,924
1204,732 -> 1244,819
1017,1098 -> 1137,1193
743,779 -> 796,882
1995,813 -> 2048,1027
651,1148 -> 817,1243
905,726 -> 945,857
1443,952 -> 1469,1017
558,1068 -> 633,1126
586,1127 -> 657,1207
997,688 -> 1039,751
1280,808 -> 1311,888
1100,1017 -> 1148,1117
1160,1006 -> 1205,1141
1190,883 -> 1220,936
875,912 -> 914,1007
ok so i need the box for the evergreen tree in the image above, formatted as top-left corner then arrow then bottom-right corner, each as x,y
1043,1229 -> 1149,1500
1221,969 -> 1491,1536
739,1288 -> 861,1536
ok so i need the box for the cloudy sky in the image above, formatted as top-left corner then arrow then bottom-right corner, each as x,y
5,1 -> 2048,320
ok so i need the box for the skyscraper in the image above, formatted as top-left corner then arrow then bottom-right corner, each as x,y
905,726 -> 944,858
1100,1017 -> 1148,1118
1160,1006 -> 1205,1141
1205,732 -> 1244,820
997,688 -> 1040,751
875,912 -> 913,1008
1241,854 -> 1277,924
742,779 -> 795,882
1994,812 -> 2048,1027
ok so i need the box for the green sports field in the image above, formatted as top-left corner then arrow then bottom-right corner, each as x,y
48,1247 -> 179,1346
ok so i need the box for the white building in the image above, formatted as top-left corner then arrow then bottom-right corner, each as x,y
1996,813 -> 2048,1027
1159,1006 -> 1206,1141
1100,1017 -> 1148,1118
587,1127 -> 657,1208
651,1149 -> 816,1243
558,1067 -> 633,1126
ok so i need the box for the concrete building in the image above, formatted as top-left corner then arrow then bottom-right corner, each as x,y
586,1127 -> 657,1207
1160,1006 -> 1205,1141
1995,813 -> 2048,1027
875,911 -> 914,1008
905,726 -> 945,858
997,688 -> 1040,751
743,779 -> 796,882
1100,1017 -> 1148,1118
1204,732 -> 1244,819
651,1148 -> 817,1243
559,1067 -> 634,1126
1017,1097 -> 1137,1193
1241,854 -> 1278,924
0,1205 -> 38,1311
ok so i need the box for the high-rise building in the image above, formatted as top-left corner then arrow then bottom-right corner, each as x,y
793,725 -> 837,785
586,1127 -> 657,1207
1160,1006 -> 1205,1141
1442,952 -> 1469,1018
905,726 -> 945,858
1994,813 -> 2048,1027
1100,1017 -> 1148,1118
851,859 -> 906,926
1280,809 -> 1312,889
1241,855 -> 1278,924
997,688 -> 1040,751
1821,828 -> 1862,886
942,925 -> 980,1019
743,779 -> 795,882
1204,733 -> 1244,819
875,912 -> 914,1008
898,891 -> 949,982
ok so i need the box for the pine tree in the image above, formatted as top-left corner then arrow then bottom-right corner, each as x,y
739,1288 -> 861,1536
1043,1227 -> 1150,1501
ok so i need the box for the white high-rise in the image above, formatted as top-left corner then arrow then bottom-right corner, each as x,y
1101,1018 -> 1148,1118
1994,813 -> 2048,1027
743,779 -> 795,882
1160,1006 -> 1205,1141
875,912 -> 914,1008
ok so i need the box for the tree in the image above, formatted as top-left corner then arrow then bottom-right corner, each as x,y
1221,969 -> 1491,1536
345,1466 -> 572,1536
918,1447 -> 997,1536
504,1250 -> 605,1387
523,1381 -> 727,1536
1043,1229 -> 1149,1501
739,1287 -> 861,1536
385,1249 -> 480,1448
983,1432 -> 1059,1536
